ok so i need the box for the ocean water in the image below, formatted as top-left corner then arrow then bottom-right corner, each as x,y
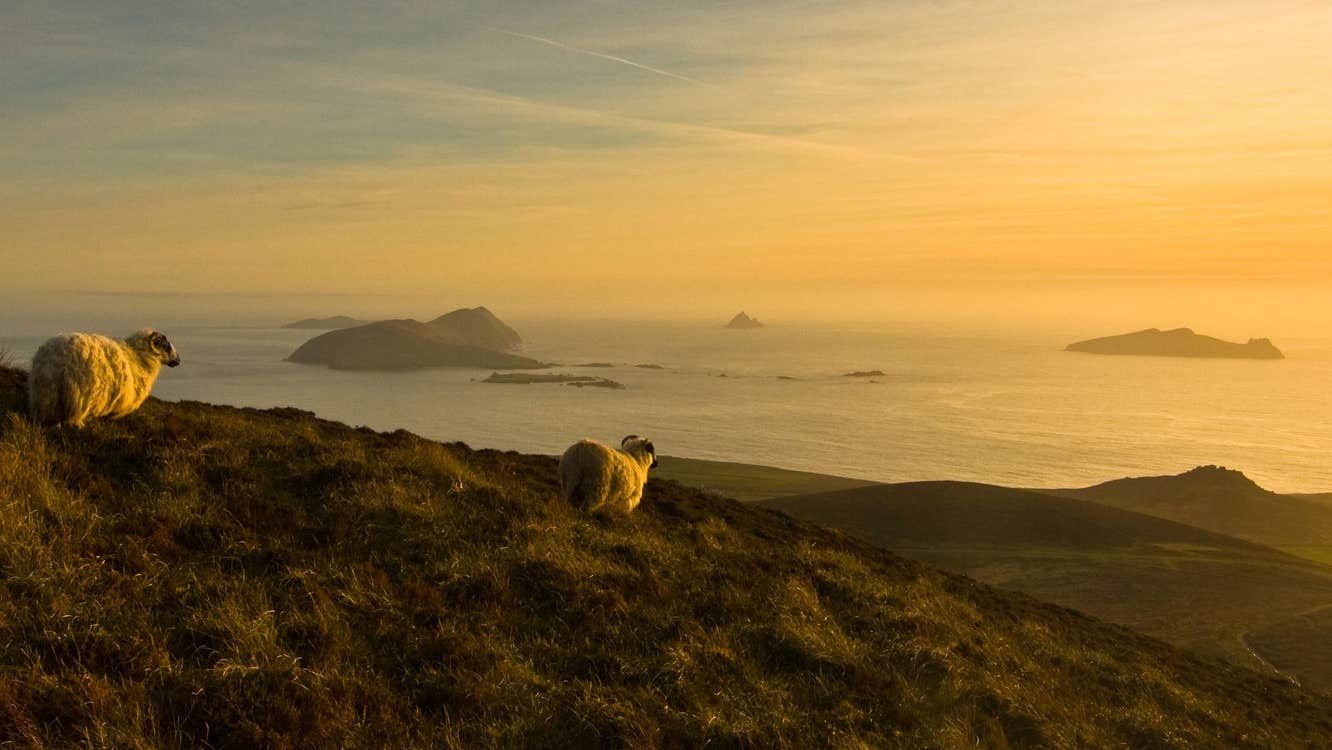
2,318 -> 1329,493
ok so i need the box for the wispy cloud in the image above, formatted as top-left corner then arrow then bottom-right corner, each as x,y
492,28 -> 706,86
315,69 -> 924,164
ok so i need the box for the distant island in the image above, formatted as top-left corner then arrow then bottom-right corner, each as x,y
287,307 -> 547,371
1066,328 -> 1284,359
726,311 -> 763,329
482,372 -> 625,389
283,315 -> 371,330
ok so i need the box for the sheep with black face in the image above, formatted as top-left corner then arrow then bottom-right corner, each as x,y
559,435 -> 658,514
28,329 -> 180,427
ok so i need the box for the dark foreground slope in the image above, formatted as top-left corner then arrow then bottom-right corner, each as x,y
761,482 -> 1332,681
2,374 -> 1330,747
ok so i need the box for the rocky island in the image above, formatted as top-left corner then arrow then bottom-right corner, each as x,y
287,306 -> 547,371
726,311 -> 763,329
1066,328 -> 1284,360
482,372 -> 625,389
282,315 -> 370,330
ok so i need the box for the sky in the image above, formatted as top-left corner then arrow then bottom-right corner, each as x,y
3,1 -> 1332,322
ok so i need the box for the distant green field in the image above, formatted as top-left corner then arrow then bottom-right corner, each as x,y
1280,546 -> 1332,566
654,456 -> 879,502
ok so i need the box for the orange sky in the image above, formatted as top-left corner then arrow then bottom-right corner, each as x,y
3,1 -> 1331,319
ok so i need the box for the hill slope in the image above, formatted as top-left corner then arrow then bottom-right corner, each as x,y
1,372 -> 1330,747
1052,465 -> 1332,547
760,482 -> 1332,678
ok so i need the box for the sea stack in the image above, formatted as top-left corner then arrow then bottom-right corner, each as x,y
727,311 -> 763,329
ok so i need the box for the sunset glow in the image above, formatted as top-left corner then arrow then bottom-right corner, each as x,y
5,1 -> 1331,317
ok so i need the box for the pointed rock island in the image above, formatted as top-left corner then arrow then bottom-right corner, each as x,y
726,311 -> 763,329
1066,328 -> 1283,359
287,306 -> 547,371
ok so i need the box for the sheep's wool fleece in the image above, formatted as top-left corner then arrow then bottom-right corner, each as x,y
29,333 -> 163,426
559,439 -> 650,514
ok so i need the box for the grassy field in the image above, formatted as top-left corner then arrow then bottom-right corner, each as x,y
3,365 -> 1332,747
653,456 -> 878,502
761,482 -> 1332,683
1280,546 -> 1332,566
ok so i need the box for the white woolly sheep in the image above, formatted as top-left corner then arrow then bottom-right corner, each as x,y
559,435 -> 658,514
28,329 -> 180,427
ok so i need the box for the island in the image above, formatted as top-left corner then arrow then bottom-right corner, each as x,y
726,311 -> 763,329
287,307 -> 547,371
842,370 -> 886,378
282,315 -> 370,330
1066,328 -> 1284,359
482,372 -> 625,389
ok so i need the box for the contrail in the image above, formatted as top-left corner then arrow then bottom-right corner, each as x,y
494,29 -> 705,85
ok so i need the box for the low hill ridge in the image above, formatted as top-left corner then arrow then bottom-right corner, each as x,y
1055,465 -> 1332,546
1,370 -> 1330,747
282,315 -> 369,330
1066,328 -> 1284,359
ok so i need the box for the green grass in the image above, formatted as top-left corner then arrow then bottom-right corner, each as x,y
654,456 -> 878,503
2,365 -> 1332,748
1280,546 -> 1332,566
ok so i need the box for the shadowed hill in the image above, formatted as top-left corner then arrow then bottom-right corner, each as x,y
760,482 -> 1332,680
761,481 -> 1292,551
1052,465 -> 1332,547
2,368 -> 1331,747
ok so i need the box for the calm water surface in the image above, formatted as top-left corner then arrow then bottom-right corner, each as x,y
3,318 -> 1328,493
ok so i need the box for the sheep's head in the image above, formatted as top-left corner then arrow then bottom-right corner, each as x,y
128,329 -> 181,368
621,435 -> 658,468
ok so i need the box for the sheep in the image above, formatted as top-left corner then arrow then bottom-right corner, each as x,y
559,435 -> 658,514
28,329 -> 180,427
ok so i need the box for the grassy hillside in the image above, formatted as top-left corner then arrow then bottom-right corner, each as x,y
1051,465 -> 1332,548
760,482 -> 1332,681
653,457 -> 879,503
1249,605 -> 1332,693
3,367 -> 1332,748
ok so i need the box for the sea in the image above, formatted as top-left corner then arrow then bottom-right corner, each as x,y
2,313 -> 1329,494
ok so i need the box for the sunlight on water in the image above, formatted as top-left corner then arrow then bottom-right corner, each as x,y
3,318 -> 1328,493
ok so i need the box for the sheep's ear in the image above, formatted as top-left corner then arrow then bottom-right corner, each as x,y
645,441 -> 655,454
